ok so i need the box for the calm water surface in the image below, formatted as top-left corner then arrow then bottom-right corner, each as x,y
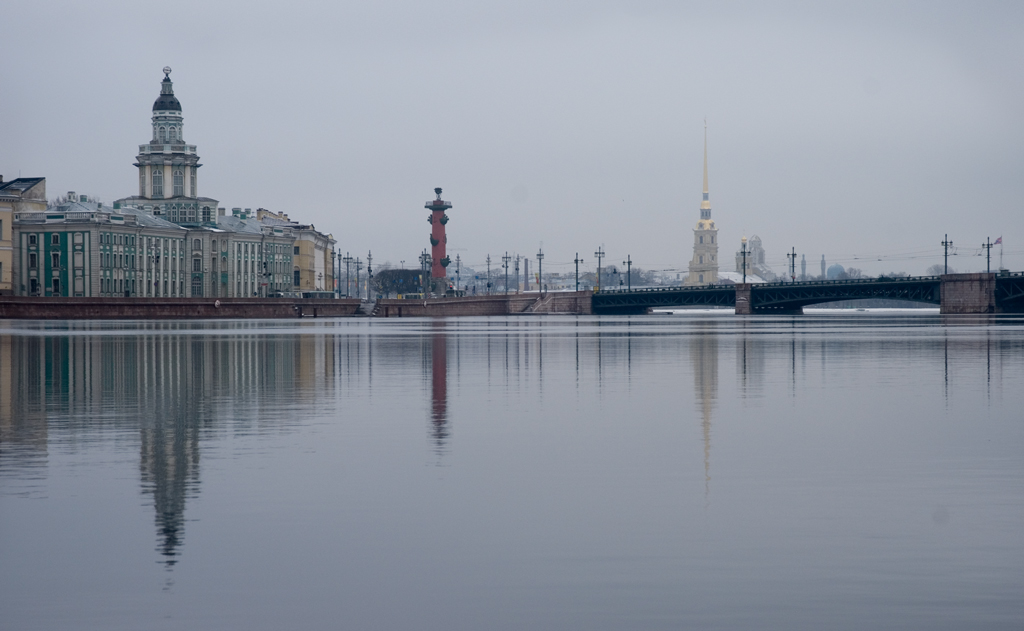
1,313 -> 1022,630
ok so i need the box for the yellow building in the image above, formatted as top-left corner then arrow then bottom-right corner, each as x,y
257,209 -> 335,292
0,177 -> 47,295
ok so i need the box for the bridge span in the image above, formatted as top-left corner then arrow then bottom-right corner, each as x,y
592,272 -> 1024,315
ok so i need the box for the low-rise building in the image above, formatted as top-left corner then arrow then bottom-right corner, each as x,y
257,209 -> 334,292
0,177 -> 47,295
13,194 -> 188,297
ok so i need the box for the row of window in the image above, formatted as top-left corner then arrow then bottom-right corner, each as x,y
26,253 -> 62,269
26,234 -> 62,246
141,167 -> 196,198
156,125 -> 182,142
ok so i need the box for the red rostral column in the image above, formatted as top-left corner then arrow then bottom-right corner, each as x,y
425,187 -> 452,285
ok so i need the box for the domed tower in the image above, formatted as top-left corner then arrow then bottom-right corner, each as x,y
685,122 -> 719,285
119,67 -> 218,225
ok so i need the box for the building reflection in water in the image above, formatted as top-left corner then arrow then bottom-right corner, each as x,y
691,325 -> 718,500
429,321 -> 449,450
2,316 -> 1017,572
0,323 -> 335,568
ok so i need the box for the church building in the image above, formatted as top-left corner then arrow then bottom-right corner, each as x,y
685,124 -> 719,285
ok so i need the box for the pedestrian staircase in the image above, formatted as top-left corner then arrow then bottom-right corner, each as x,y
357,300 -> 376,316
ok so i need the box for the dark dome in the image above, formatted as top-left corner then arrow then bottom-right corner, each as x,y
153,78 -> 181,111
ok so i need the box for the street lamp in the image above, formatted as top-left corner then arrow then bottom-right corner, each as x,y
366,250 -> 373,300
594,246 -> 604,292
502,252 -> 511,295
342,253 -> 353,297
574,253 -> 583,291
537,248 -> 544,294
741,237 -> 748,284
354,258 -> 363,299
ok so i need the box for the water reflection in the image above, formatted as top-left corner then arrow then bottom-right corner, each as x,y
0,323 -> 337,567
692,324 -> 718,499
1,314 -> 1022,581
430,321 -> 449,450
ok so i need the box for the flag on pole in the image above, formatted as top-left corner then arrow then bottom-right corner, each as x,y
994,236 -> 1002,245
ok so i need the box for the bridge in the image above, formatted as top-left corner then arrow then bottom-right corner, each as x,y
592,272 -> 1024,315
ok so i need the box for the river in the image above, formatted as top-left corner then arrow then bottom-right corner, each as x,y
1,313 -> 1022,630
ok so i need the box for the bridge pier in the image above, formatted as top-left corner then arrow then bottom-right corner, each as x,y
735,284 -> 752,315
940,273 -> 996,314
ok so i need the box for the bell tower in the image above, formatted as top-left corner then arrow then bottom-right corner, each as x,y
685,122 -> 719,285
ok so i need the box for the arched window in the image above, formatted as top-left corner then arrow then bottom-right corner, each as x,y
699,255 -> 704,264
159,126 -> 166,142
191,169 -> 197,197
152,169 -> 163,198
699,235 -> 703,244
193,239 -> 201,251
173,170 -> 184,197
699,274 -> 704,283
139,170 -> 146,196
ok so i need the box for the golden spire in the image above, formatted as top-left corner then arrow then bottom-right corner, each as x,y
700,120 -> 711,214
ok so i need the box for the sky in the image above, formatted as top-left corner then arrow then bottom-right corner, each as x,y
2,0 -> 1022,277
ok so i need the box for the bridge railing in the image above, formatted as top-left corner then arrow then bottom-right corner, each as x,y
596,283 -> 732,294
597,275 -> 943,295
758,275 -> 942,288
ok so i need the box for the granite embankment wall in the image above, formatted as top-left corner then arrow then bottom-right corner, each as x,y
0,297 -> 362,319
374,291 -> 592,317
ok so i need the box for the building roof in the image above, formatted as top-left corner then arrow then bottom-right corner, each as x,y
153,75 -> 181,112
0,177 -> 45,196
258,215 -> 296,227
42,200 -> 187,231
217,215 -> 265,235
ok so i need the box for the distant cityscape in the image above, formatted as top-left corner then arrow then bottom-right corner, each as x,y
0,68 -> 1003,301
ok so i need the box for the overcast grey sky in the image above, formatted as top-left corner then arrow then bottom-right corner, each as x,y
2,1 -> 1022,276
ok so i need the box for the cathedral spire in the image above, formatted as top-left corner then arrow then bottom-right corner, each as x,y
700,120 -> 711,218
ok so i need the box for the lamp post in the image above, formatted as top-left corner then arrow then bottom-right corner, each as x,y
594,246 -> 604,291
502,252 -> 511,295
741,237 -> 748,284
366,250 -> 373,300
623,255 -> 632,290
419,249 -> 431,295
514,254 -> 520,293
983,237 -> 993,273
339,253 -> 348,297
786,248 -> 797,283
537,248 -> 544,294
941,235 -> 952,275
486,254 -> 491,295
342,253 -> 353,297
574,253 -> 583,291
354,257 -> 363,299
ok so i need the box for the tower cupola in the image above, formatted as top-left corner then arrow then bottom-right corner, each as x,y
153,67 -> 182,112
151,67 -> 185,144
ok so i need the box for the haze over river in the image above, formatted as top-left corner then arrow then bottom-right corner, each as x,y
1,314 -> 1022,630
